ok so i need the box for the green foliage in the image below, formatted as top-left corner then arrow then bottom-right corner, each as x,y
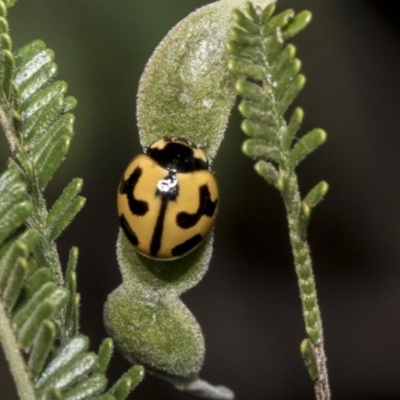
227,2 -> 331,396
137,0 -> 275,160
0,0 -> 143,398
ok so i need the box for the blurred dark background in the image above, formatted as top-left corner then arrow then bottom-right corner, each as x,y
1,0 -> 400,399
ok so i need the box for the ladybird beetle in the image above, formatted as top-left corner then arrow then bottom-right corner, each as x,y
118,137 -> 219,260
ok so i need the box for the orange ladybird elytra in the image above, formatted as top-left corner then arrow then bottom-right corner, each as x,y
117,137 -> 219,260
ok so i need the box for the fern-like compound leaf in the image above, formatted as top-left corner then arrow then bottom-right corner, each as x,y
0,2 -> 141,398
228,5 -> 331,393
14,40 -> 76,189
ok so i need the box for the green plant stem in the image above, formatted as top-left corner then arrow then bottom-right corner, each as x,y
281,168 -> 330,400
0,301 -> 36,400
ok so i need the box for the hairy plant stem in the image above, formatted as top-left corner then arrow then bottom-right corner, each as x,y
281,166 -> 330,400
0,302 -> 36,400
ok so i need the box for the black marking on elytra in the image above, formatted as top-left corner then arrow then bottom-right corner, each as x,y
176,184 -> 218,229
120,214 -> 139,246
147,142 -> 208,172
150,171 -> 179,257
172,234 -> 203,257
120,166 -> 148,216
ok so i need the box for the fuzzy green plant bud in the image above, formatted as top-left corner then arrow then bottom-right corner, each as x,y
137,0 -> 276,161
105,1 -> 275,398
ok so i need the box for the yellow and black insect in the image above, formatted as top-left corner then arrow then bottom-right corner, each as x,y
118,137 -> 218,260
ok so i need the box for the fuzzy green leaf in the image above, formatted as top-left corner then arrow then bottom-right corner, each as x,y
225,40 -> 263,62
0,32 -> 12,50
2,257 -> 27,310
270,43 -> 296,78
0,170 -> 30,244
37,352 -> 97,394
14,40 -> 45,68
43,388 -> 62,400
288,129 -> 327,168
238,100 -> 276,127
233,9 -> 259,35
0,201 -> 33,245
244,2 -> 260,24
31,113 -> 73,160
36,336 -> 89,389
47,178 -> 83,227
64,247 -> 78,337
0,242 -> 25,293
241,119 -> 278,144
282,107 -> 303,150
254,160 -> 280,186
261,3 -> 276,24
18,60 -> 57,103
0,16 -> 8,34
262,32 -> 283,65
13,282 -> 57,331
242,138 -> 281,163
0,2 -> 6,17
93,395 -> 115,400
277,73 -> 306,115
109,366 -> 144,400
18,299 -> 56,349
229,26 -> 260,46
28,320 -> 56,380
62,373 -> 107,400
71,294 -> 80,337
22,81 -> 67,139
300,338 -> 318,381
264,9 -> 294,34
303,181 -> 329,211
48,196 -> 85,241
36,135 -> 71,189
95,338 -> 114,375
274,58 -> 302,100
0,48 -> 14,99
235,79 -> 267,105
228,57 -> 265,80
282,11 -> 312,40
18,267 -> 53,309
62,96 -> 77,113
14,46 -> 53,84
0,229 -> 38,293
